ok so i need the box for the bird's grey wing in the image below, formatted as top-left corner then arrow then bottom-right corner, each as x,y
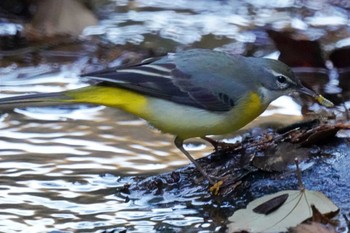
82,51 -> 242,111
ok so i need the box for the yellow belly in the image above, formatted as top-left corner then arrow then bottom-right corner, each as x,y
145,92 -> 265,139
64,86 -> 266,139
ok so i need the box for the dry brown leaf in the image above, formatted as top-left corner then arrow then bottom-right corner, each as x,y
288,222 -> 336,233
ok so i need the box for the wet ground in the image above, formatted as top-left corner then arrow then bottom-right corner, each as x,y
0,0 -> 350,232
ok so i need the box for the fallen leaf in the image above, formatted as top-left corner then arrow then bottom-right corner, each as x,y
310,204 -> 338,225
267,30 -> 326,68
252,143 -> 310,172
288,222 -> 337,233
301,127 -> 340,147
227,189 -> 338,233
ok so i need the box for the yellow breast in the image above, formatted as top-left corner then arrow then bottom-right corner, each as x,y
232,92 -> 265,129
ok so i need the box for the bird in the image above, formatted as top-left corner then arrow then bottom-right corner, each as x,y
0,49 -> 333,186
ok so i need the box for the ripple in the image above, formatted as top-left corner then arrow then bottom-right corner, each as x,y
0,0 -> 348,232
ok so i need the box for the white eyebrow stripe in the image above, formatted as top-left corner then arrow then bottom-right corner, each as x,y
267,68 -> 296,84
117,69 -> 172,79
143,64 -> 172,73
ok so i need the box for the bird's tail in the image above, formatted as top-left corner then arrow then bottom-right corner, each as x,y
0,86 -> 148,117
0,91 -> 73,109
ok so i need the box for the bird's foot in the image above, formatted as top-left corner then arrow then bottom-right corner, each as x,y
209,180 -> 224,195
201,136 -> 240,151
208,175 -> 229,195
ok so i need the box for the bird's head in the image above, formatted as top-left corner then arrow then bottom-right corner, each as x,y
254,58 -> 333,107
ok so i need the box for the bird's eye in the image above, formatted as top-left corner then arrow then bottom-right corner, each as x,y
276,75 -> 287,83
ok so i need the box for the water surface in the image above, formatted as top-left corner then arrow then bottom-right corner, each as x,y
0,0 -> 349,232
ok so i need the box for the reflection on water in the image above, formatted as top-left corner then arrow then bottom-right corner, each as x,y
1,106 -> 188,174
0,0 -> 349,232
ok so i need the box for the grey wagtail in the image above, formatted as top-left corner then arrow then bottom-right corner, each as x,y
0,49 -> 333,186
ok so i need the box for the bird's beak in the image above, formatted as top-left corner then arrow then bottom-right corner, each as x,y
297,86 -> 317,98
297,85 -> 334,107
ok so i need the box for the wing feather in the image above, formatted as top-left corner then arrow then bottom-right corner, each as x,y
82,52 -> 236,111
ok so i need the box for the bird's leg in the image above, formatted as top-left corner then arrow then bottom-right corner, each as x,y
174,137 -> 215,185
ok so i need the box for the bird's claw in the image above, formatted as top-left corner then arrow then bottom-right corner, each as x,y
209,180 -> 224,195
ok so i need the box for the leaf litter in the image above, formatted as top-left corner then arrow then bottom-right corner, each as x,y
227,160 -> 339,233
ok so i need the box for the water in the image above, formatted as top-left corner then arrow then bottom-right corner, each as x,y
0,0 -> 349,232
